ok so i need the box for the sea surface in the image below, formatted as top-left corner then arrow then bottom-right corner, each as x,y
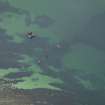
0,0 -> 105,105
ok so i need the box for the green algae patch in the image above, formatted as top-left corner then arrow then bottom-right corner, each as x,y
13,65 -> 63,90
18,54 -> 42,73
0,53 -> 64,90
0,14 -> 26,43
0,68 -> 19,78
23,64 -> 42,73
0,12 -> 61,44
17,54 -> 63,90
0,14 -> 37,43
7,0 -> 66,44
14,73 -> 63,90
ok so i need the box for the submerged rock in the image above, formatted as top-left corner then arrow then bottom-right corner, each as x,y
33,15 -> 55,28
4,71 -> 33,79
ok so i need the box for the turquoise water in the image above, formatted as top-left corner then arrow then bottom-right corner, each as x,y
0,0 -> 105,104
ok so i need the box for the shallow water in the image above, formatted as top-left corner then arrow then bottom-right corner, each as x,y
0,0 -> 105,105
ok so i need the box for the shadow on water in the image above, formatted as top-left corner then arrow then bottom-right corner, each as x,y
74,11 -> 105,51
4,71 -> 33,79
0,0 -> 29,15
32,15 -> 55,28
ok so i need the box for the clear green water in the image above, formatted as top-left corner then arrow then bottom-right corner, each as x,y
0,0 -> 105,104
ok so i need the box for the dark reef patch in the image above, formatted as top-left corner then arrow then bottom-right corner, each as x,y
75,11 -> 105,51
0,0 -> 21,14
33,15 -> 55,28
4,71 -> 33,79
